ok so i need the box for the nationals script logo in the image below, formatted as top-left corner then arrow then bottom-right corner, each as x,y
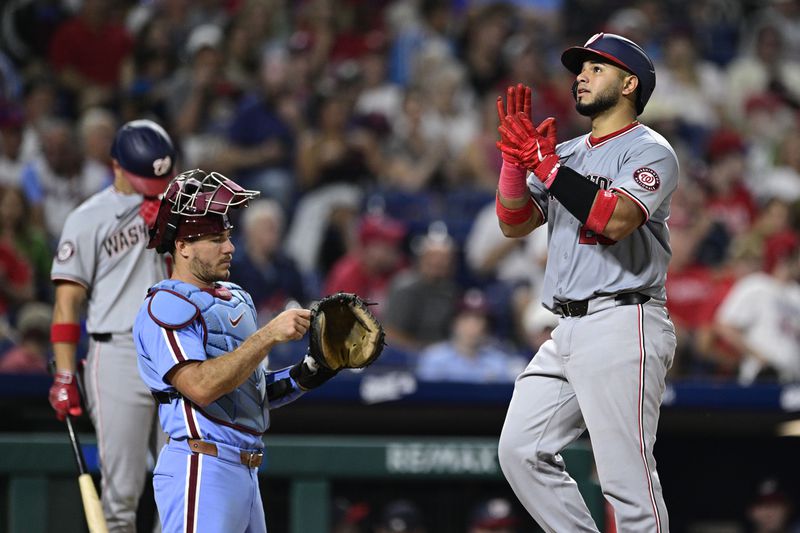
633,167 -> 660,191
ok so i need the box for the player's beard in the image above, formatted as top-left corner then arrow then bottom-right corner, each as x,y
189,256 -> 230,284
575,83 -> 621,117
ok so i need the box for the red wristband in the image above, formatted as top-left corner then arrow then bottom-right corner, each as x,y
51,323 -> 81,344
585,190 -> 619,234
496,194 -> 534,225
498,160 -> 528,199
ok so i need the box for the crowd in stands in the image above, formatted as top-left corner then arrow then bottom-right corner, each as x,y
0,0 -> 799,386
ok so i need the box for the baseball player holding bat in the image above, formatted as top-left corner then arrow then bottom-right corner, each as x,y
494,33 -> 678,531
49,120 -> 176,532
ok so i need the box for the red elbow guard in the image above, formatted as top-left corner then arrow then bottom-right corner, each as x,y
51,323 -> 82,344
496,194 -> 534,225
585,190 -> 618,234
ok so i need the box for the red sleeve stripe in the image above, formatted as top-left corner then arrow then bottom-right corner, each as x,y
614,187 -> 650,221
163,329 -> 188,364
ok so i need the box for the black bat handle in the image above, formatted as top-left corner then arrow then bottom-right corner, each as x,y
66,415 -> 88,476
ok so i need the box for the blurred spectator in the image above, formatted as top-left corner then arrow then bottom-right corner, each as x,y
742,94 -> 798,197
665,186 -> 719,376
691,235 -> 767,378
520,303 -> 558,355
386,0 -> 454,87
231,198 -> 307,325
219,45 -> 298,205
324,213 -> 407,313
455,93 -> 506,192
685,0 -> 742,67
0,302 -> 51,375
698,129 -> 759,262
119,16 -> 178,123
296,89 -> 381,192
760,129 -> 800,204
381,89 -> 448,192
20,118 -> 104,241
0,234 -> 34,320
77,107 -> 116,188
458,3 -> 513,97
0,186 -> 51,302
416,62 -> 480,183
383,226 -> 458,352
468,497 -> 520,533
20,76 -> 57,158
725,23 -> 800,124
500,33 -> 575,137
167,23 -> 240,169
0,105 -> 26,187
465,198 -> 549,343
416,288 -> 526,383
48,0 -> 134,112
713,242 -> 800,384
374,499 -> 427,533
745,477 -> 800,533
332,497 -> 371,533
748,0 -> 800,69
354,31 -> 404,132
286,89 -> 383,273
642,30 -> 726,155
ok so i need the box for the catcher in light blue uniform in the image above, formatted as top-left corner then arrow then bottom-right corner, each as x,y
134,169 -> 336,533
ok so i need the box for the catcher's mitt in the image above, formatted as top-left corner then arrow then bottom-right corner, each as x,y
308,292 -> 385,371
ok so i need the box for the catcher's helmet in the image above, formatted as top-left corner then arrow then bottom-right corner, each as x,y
561,32 -> 655,115
147,169 -> 259,253
111,119 -> 176,197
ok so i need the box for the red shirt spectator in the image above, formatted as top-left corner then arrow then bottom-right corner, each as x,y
323,214 -> 407,314
48,2 -> 133,87
0,241 -> 33,316
702,129 -> 759,237
666,263 -> 717,329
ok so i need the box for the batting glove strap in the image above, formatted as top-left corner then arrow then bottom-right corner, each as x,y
535,156 -> 561,187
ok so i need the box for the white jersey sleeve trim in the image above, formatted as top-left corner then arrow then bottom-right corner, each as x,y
50,274 -> 90,290
613,187 -> 650,221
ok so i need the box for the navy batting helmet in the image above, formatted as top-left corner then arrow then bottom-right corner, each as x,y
111,119 -> 176,197
561,32 -> 655,115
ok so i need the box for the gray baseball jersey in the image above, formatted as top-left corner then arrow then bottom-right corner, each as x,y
51,186 -> 168,333
527,123 -> 678,308
51,185 -> 167,532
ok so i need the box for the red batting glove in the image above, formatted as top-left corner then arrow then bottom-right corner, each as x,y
497,113 -> 560,187
496,84 -> 532,167
49,370 -> 82,421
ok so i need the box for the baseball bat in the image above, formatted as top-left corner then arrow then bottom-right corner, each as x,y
65,415 -> 109,533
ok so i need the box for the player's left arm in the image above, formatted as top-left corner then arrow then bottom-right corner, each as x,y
498,112 -> 678,242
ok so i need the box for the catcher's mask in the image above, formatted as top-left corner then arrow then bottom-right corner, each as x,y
147,169 -> 259,253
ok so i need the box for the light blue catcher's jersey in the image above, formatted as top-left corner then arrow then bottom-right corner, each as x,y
135,279 -> 270,450
527,123 -> 679,308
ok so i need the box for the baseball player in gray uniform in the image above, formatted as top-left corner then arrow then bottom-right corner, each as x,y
493,34 -> 678,532
49,120 -> 177,532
